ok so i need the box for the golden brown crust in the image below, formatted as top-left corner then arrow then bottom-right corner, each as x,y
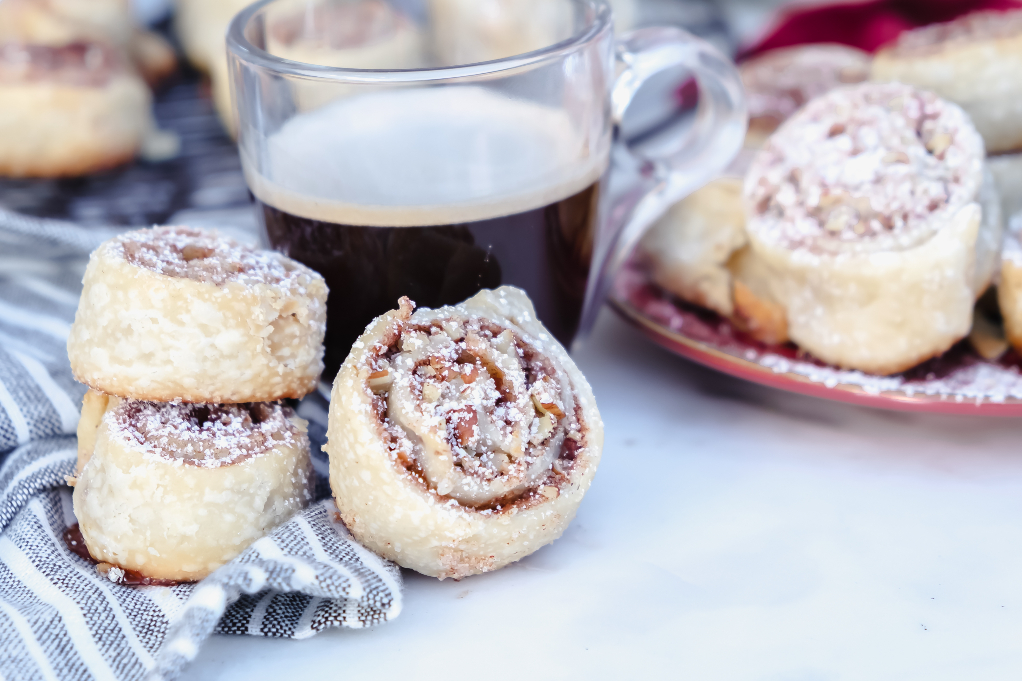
968,310 -> 1009,360
130,30 -> 177,86
731,280 -> 789,346
1000,259 -> 1022,352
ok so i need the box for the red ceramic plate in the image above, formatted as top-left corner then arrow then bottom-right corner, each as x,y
610,261 -> 1022,415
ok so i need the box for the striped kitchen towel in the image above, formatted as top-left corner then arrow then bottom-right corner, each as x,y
0,209 -> 402,681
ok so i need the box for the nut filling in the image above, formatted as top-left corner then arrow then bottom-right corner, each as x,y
746,82 -> 983,253
366,299 -> 584,511
114,400 -> 300,468
116,225 -> 306,287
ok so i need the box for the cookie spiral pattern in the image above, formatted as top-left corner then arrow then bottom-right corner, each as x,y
326,286 -> 603,580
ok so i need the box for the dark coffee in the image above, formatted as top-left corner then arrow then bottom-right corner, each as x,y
261,182 -> 599,378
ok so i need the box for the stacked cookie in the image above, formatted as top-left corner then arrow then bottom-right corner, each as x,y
66,226 -> 328,582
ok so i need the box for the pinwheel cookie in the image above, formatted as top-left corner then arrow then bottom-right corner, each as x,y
0,41 -> 153,177
253,0 -> 425,114
0,0 -> 176,84
326,287 -> 603,580
639,177 -> 790,345
743,82 -> 1000,374
429,0 -> 572,65
72,391 -> 313,581
67,226 -> 328,403
872,9 -> 1022,154
640,44 -> 872,345
0,0 -> 134,49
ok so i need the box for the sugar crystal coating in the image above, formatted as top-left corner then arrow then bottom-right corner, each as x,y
114,400 -> 299,468
745,82 -> 984,251
115,225 -> 306,286
326,286 -> 604,579
363,298 -> 583,509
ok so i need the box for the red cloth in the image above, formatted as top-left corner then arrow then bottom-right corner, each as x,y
741,0 -> 1022,58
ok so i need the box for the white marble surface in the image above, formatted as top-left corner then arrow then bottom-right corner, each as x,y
188,308 -> 1022,680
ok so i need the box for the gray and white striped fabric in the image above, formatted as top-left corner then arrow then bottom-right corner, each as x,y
0,209 -> 403,681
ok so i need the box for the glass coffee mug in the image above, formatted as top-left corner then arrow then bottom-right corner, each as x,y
227,0 -> 746,377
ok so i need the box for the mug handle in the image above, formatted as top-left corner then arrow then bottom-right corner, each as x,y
578,26 -> 747,337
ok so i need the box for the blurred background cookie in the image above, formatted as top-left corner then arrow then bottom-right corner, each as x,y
989,152 -> 1022,219
0,0 -> 177,85
872,9 -> 1022,155
639,180 -> 748,321
741,43 -> 871,148
0,42 -> 153,177
428,0 -> 574,65
0,0 -> 176,178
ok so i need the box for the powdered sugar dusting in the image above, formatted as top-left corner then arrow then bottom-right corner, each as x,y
755,352 -> 1022,403
614,262 -> 1022,408
745,82 -> 984,252
363,298 -> 583,509
115,225 -> 307,287
740,44 -> 870,134
112,400 -> 300,467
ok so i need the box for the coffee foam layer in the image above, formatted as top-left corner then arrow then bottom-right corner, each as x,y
244,87 -> 609,227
